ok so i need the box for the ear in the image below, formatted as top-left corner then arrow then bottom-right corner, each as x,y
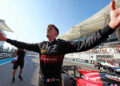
56,32 -> 58,36
54,32 -> 58,36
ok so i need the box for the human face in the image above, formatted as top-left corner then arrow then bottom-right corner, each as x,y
47,26 -> 58,38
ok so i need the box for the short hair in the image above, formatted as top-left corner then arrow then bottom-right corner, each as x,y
47,24 -> 59,36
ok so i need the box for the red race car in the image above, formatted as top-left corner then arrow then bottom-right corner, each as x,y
62,65 -> 120,86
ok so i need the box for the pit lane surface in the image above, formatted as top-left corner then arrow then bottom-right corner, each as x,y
0,55 -> 40,86
0,54 -> 97,86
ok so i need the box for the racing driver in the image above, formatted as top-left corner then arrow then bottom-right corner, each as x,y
0,0 -> 120,86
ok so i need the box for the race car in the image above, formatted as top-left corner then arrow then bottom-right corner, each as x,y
112,67 -> 120,75
94,62 -> 120,75
62,65 -> 120,86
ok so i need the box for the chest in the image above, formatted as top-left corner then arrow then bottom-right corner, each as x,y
40,41 -> 64,55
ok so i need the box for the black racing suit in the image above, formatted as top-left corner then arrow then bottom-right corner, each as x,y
6,25 -> 114,86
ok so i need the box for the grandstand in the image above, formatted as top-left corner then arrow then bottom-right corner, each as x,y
58,0 -> 120,41
58,0 -> 120,64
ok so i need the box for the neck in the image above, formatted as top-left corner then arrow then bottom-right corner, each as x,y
48,37 -> 56,41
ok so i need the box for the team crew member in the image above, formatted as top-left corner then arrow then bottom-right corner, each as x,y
0,1 -> 120,86
12,49 -> 27,82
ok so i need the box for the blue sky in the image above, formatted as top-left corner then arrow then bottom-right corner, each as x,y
0,0 -> 110,46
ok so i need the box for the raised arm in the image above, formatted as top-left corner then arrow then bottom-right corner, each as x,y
7,39 -> 40,52
65,0 -> 120,53
109,0 -> 120,29
64,25 -> 114,53
0,32 -> 40,53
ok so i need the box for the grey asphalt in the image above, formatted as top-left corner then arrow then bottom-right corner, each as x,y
0,54 -> 97,86
0,55 -> 40,86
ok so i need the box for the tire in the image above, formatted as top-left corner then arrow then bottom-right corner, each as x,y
62,73 -> 72,86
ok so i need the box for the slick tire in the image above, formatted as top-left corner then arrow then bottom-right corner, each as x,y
62,73 -> 72,86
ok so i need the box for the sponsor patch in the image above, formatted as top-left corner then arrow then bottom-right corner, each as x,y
41,49 -> 46,53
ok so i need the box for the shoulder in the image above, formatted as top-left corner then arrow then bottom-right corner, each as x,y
37,41 -> 48,48
40,41 -> 48,45
56,39 -> 73,46
57,38 -> 74,43
57,39 -> 67,42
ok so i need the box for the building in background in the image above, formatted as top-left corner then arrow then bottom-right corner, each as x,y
0,19 -> 14,59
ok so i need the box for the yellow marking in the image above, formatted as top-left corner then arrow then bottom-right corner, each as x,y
62,80 -> 64,86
